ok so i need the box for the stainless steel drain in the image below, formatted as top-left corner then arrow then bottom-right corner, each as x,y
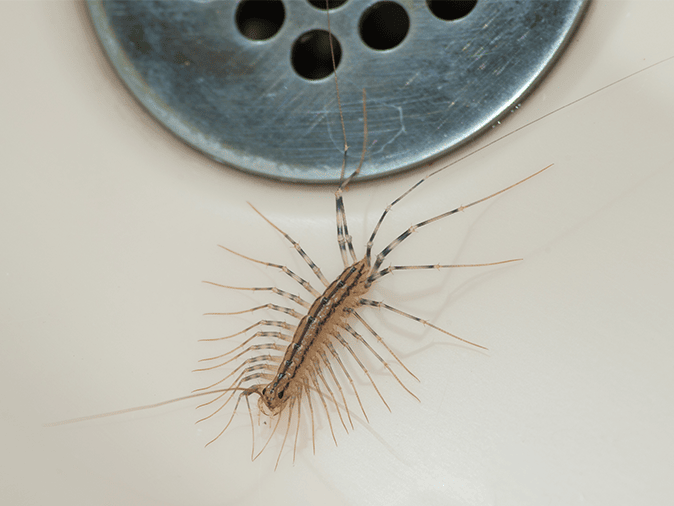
87,0 -> 589,182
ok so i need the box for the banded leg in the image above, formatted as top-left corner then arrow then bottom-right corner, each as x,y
319,348 -> 354,429
249,203 -> 330,288
326,340 -> 368,422
203,281 -> 311,309
367,164 -> 554,277
193,358 -> 280,393
349,309 -> 419,381
311,361 -> 348,434
199,320 -> 296,342
218,245 -> 321,298
334,88 -> 369,267
343,322 -> 419,402
194,344 -> 283,372
368,258 -> 522,283
204,302 -> 304,320
198,331 -> 292,362
308,368 -> 338,446
360,298 -> 487,350
334,331 -> 390,412
195,369 -> 274,418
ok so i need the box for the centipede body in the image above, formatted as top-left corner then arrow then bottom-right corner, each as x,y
14,10 -> 667,503
194,122 -> 551,467
185,3 -> 671,466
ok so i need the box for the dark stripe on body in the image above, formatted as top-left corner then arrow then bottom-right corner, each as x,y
267,261 -> 366,399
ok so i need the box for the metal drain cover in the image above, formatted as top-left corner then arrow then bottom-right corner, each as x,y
87,0 -> 589,182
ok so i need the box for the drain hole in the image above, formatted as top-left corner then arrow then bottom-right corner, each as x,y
292,30 -> 342,80
360,2 -> 410,51
236,0 -> 285,41
426,0 -> 477,21
307,0 -> 349,9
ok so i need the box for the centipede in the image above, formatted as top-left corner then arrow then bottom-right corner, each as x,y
191,92 -> 551,467
46,1 -> 674,476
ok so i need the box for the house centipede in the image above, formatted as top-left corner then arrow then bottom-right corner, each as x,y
45,3 -> 674,473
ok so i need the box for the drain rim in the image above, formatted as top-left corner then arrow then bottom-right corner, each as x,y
87,0 -> 590,183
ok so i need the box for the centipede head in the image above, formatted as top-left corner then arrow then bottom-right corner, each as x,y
259,379 -> 289,416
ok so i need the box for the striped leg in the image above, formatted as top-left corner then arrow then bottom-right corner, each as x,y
367,164 -> 553,278
218,245 -> 321,298
249,203 -> 330,288
359,298 -> 487,350
368,258 -> 522,283
203,280 -> 311,308
334,89 -> 368,267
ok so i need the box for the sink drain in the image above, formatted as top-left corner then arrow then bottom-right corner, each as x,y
87,0 -> 589,182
